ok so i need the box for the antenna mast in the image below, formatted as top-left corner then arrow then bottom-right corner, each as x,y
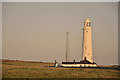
66,32 -> 70,62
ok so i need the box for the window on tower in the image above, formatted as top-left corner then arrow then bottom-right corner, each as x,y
87,22 -> 90,27
85,47 -> 87,49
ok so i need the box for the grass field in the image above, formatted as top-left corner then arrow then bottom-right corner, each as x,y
2,59 -> 119,78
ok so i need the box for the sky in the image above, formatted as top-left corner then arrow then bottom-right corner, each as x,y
2,2 -> 118,65
0,1 -> 2,79
0,1 -> 2,60
1,0 -> 120,2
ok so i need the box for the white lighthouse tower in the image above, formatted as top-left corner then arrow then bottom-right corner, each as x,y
61,18 -> 97,67
82,18 -> 93,63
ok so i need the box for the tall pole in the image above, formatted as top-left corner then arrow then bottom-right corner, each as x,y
66,32 -> 70,62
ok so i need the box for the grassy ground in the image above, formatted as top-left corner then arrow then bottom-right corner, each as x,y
2,59 -> 119,78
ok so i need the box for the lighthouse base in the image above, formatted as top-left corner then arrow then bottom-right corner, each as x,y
61,59 -> 97,67
61,63 -> 97,67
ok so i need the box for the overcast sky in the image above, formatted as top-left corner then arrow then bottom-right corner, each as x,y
2,2 -> 118,65
1,0 -> 119,2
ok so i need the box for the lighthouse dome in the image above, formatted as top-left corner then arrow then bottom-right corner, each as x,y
85,18 -> 91,22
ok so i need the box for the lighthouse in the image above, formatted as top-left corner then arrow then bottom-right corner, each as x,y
82,18 -> 93,63
60,18 -> 97,67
